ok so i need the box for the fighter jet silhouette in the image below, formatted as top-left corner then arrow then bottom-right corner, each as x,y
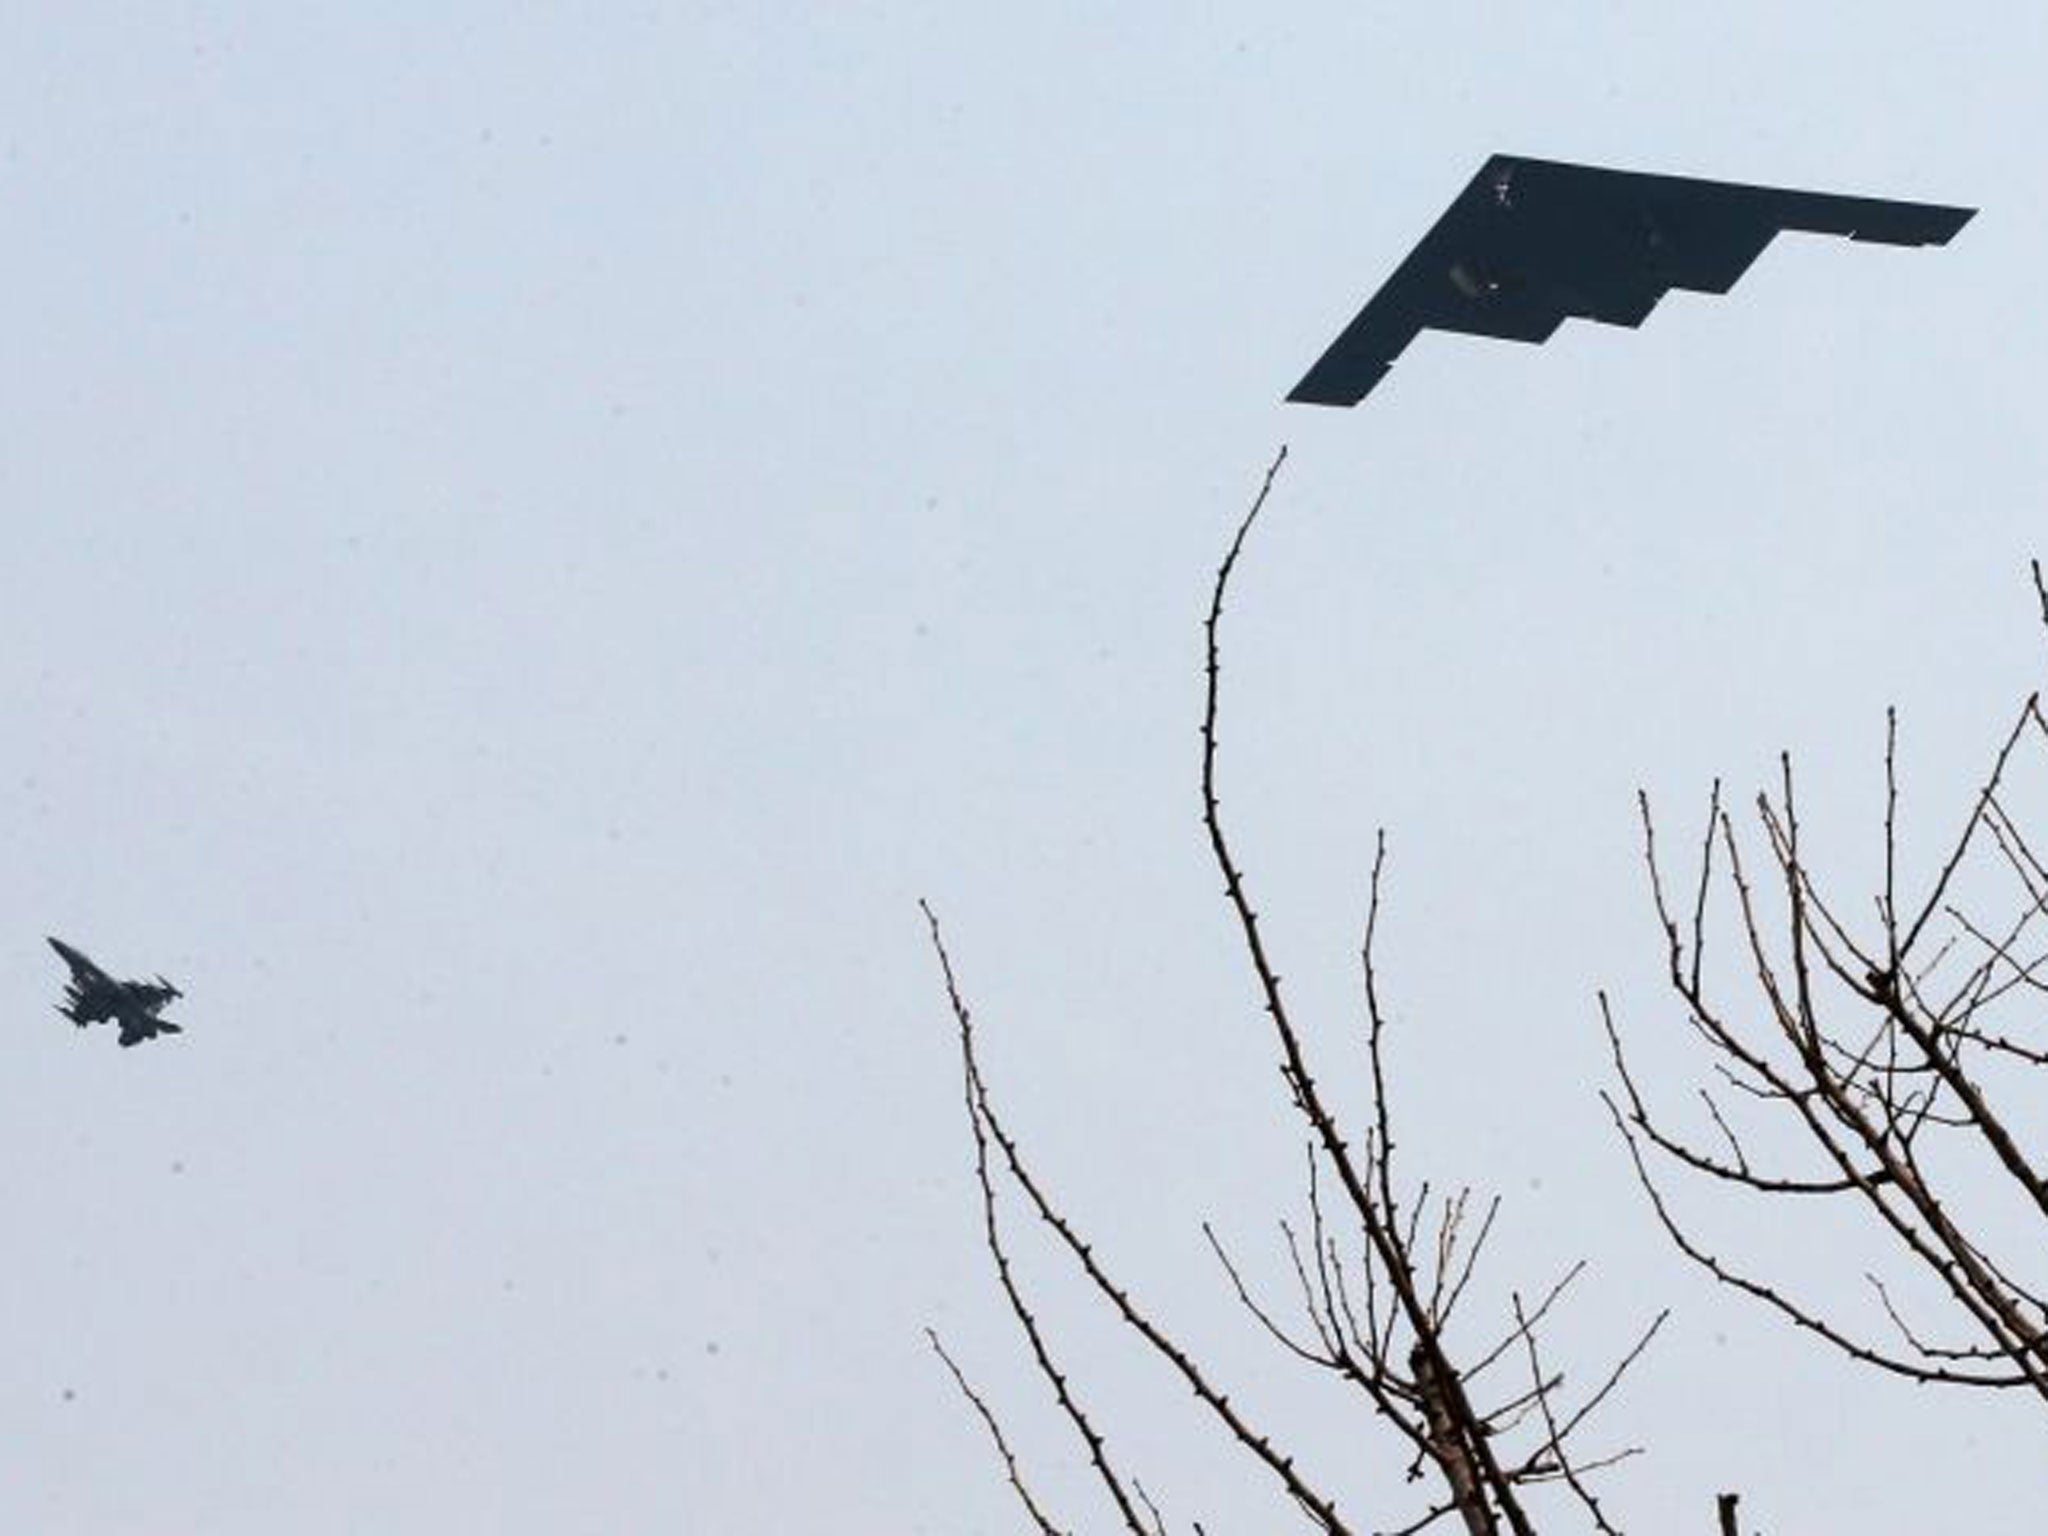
46,938 -> 184,1048
1289,154 -> 1974,406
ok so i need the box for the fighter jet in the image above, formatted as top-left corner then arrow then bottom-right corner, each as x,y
46,937 -> 185,1048
1289,154 -> 1974,406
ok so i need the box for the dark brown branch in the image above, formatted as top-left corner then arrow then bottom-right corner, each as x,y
934,450 -> 1666,1534
1618,697 -> 2048,1395
1200,451 -> 1539,1536
927,1329 -> 1072,1536
924,902 -> 1157,1534
1509,1295 -> 1622,1536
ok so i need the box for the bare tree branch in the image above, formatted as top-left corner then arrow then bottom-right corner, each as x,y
1610,630 -> 2048,1400
930,450 -> 1659,1533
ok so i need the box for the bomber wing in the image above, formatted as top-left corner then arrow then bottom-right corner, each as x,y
1289,154 -> 1974,407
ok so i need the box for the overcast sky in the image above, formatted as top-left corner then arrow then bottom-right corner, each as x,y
2,7 -> 2043,1532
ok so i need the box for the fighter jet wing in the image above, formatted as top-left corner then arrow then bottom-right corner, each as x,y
65,996 -> 119,1026
47,937 -> 120,1025
1288,154 -> 1975,407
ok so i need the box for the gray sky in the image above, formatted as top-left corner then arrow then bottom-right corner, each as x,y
2,6 -> 2042,1531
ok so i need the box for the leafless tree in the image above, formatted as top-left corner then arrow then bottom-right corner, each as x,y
1606,563 -> 2048,1404
923,450 -> 1661,1535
